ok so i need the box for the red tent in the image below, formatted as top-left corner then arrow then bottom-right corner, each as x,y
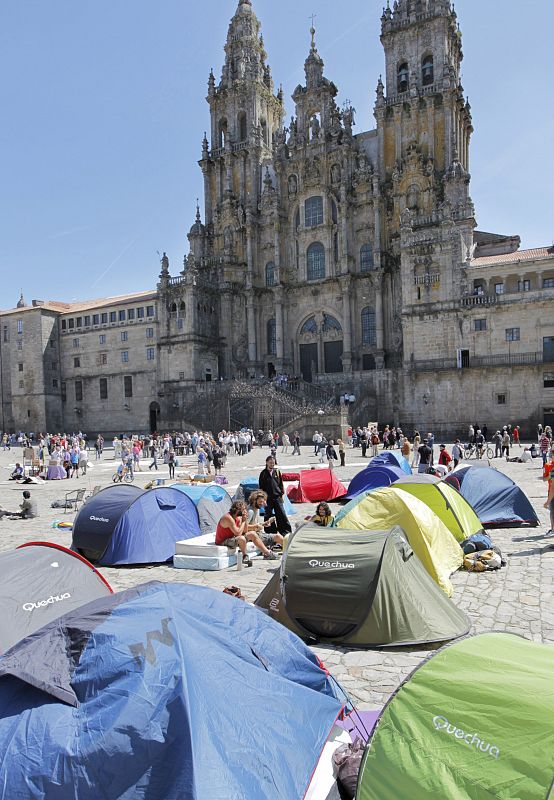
287,469 -> 347,503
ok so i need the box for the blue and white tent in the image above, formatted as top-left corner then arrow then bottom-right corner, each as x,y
346,464 -> 408,500
0,581 -> 345,800
445,466 -> 539,527
171,483 -> 231,535
370,451 -> 412,474
72,486 -> 201,565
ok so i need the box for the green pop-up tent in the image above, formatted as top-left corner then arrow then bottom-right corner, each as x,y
357,632 -> 554,799
255,526 -> 469,648
393,480 -> 484,543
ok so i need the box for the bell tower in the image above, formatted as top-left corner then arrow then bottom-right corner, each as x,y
200,0 -> 284,224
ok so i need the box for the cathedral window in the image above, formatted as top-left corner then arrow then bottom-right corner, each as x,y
265,261 -> 276,287
267,319 -> 277,355
307,242 -> 326,281
361,307 -> 377,346
323,315 -> 342,333
218,118 -> 228,148
360,244 -> 374,272
301,317 -> 317,335
238,111 -> 247,142
305,196 -> 323,227
397,62 -> 409,93
422,55 -> 434,86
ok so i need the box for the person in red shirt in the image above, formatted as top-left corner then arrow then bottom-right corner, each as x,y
438,444 -> 452,470
544,462 -> 554,535
215,500 -> 277,565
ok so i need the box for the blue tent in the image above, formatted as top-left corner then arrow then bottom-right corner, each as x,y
233,477 -> 296,515
72,486 -> 201,565
371,451 -> 412,474
0,581 -> 345,800
346,464 -> 408,500
445,466 -> 539,527
171,484 -> 231,535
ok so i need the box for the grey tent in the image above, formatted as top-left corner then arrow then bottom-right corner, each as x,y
255,526 -> 469,648
0,542 -> 112,654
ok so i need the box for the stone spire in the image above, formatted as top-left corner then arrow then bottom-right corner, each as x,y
16,290 -> 26,309
220,0 -> 268,87
304,21 -> 324,89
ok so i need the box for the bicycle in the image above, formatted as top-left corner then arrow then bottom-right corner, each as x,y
112,466 -> 134,483
463,442 -> 494,460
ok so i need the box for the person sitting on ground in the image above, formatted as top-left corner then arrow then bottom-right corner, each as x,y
9,463 -> 24,481
312,502 -> 334,527
216,500 -> 278,563
0,490 -> 39,520
247,490 -> 284,551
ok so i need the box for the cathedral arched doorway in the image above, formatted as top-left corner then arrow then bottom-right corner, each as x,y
149,402 -> 161,434
297,313 -> 344,382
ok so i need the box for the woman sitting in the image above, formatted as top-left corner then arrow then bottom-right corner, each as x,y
311,502 -> 334,527
215,501 -> 277,566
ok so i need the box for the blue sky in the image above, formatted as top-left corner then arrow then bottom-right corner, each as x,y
1,1 -> 552,306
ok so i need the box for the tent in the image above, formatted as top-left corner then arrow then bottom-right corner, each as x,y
0,542 -> 112,655
72,485 -> 201,565
393,481 -> 484,542
170,483 -> 231,535
233,477 -> 296,515
357,633 -> 554,799
445,465 -> 539,527
370,451 -> 412,474
287,469 -> 347,503
335,488 -> 463,596
346,464 -> 408,500
255,526 -> 469,648
0,581 -> 346,800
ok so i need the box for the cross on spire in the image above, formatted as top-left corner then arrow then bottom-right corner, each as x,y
309,13 -> 317,48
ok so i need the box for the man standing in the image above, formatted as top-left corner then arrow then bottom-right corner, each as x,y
259,456 -> 292,536
417,439 -> 433,474
292,431 -> 301,455
312,430 -> 322,455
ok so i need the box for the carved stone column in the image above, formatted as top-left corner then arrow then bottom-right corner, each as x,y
373,177 -> 382,269
275,287 -> 284,368
340,276 -> 352,373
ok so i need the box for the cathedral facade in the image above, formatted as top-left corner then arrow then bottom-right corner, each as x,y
159,0 -> 475,394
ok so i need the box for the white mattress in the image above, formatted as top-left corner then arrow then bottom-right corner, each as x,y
175,533 -> 259,558
174,553 -> 236,571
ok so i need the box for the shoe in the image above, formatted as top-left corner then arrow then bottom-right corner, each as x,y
243,558 -> 253,567
264,552 -> 279,560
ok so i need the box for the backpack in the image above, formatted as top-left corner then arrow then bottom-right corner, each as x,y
371,434 -> 380,445
461,533 -> 493,554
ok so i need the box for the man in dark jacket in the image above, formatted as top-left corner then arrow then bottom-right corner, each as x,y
417,439 -> 433,474
258,456 -> 292,535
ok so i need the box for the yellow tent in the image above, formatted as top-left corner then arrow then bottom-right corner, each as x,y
335,487 -> 463,596
393,481 -> 483,543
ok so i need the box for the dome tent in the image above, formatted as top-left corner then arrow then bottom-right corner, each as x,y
170,483 -> 231,535
255,526 -> 469,648
357,633 -> 554,800
0,542 -> 112,655
0,581 -> 346,800
287,469 -> 347,503
370,450 -> 412,474
71,485 -> 201,565
346,464 -> 408,500
233,476 -> 296,515
335,487 -> 463,596
393,481 -> 484,542
445,465 -> 539,527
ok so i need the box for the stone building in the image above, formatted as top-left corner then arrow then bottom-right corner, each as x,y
1,0 -> 553,436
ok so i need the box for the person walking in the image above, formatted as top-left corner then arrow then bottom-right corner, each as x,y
337,438 -> 346,467
292,431 -> 301,455
281,432 -> 290,454
539,431 -> 551,467
149,443 -> 159,471
417,439 -> 433,474
452,439 -> 463,468
326,440 -> 338,470
411,431 -> 421,468
168,450 -> 176,480
258,456 -> 292,536
502,430 -> 511,459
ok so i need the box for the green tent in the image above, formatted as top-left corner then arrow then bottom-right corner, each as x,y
393,481 -> 484,543
255,526 -> 469,648
357,633 -> 554,799
335,488 -> 463,596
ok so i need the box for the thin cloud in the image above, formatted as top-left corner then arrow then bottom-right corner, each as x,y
48,225 -> 91,241
90,238 -> 139,290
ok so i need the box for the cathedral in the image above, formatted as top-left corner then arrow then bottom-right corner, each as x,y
2,0 -> 553,437
159,0 -> 474,387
